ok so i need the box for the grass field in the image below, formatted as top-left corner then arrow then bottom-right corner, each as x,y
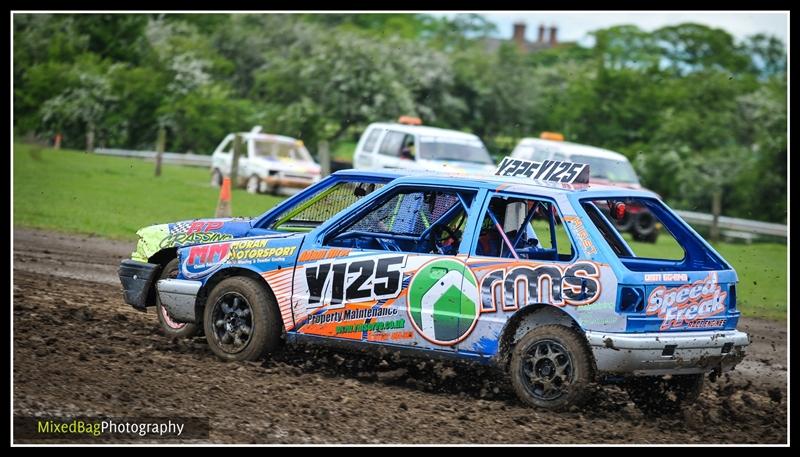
331,140 -> 357,163
13,144 -> 283,240
14,143 -> 786,320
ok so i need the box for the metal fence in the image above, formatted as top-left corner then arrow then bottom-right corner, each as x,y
92,148 -> 787,240
94,148 -> 212,168
674,210 -> 787,239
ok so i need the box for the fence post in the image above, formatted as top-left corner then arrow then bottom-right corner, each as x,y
710,190 -> 722,243
231,134 -> 243,185
318,140 -> 330,177
155,126 -> 166,177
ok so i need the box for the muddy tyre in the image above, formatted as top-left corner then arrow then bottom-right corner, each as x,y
509,324 -> 595,410
156,258 -> 201,338
203,276 -> 282,362
625,374 -> 704,414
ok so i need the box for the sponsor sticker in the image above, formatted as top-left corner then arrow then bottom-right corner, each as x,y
407,258 -> 480,346
495,157 -> 590,184
646,272 -> 727,330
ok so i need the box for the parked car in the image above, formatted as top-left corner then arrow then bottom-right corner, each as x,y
511,133 -> 660,242
211,126 -> 321,195
353,117 -> 496,175
119,169 -> 410,338
125,157 -> 749,412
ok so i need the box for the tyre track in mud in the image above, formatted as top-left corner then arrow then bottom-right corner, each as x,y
13,228 -> 788,444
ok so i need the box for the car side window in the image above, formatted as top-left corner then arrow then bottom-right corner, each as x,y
326,188 -> 474,255
378,131 -> 406,157
217,137 -> 233,154
362,128 -> 382,153
475,194 -> 574,261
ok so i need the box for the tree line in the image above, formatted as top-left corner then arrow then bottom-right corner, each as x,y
13,13 -> 786,223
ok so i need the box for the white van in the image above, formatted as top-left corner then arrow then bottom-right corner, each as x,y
353,120 -> 496,175
211,127 -> 321,195
511,134 -> 660,242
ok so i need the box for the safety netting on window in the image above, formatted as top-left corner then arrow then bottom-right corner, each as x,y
350,192 -> 460,236
276,181 -> 385,228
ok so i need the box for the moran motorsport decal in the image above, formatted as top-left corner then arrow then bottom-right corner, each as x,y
181,239 -> 298,279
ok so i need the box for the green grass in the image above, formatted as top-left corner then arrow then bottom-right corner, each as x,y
331,140 -> 357,163
14,142 -> 785,320
13,143 -> 284,241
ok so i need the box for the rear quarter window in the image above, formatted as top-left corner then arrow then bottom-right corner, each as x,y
362,129 -> 382,153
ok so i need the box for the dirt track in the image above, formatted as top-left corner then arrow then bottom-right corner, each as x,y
13,228 -> 788,444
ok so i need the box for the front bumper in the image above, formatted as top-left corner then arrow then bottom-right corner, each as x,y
156,278 -> 202,324
118,260 -> 161,311
264,174 -> 320,189
586,329 -> 749,376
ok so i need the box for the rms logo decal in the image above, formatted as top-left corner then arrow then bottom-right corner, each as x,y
479,261 -> 602,311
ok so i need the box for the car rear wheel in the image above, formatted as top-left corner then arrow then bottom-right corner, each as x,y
509,324 -> 595,410
631,212 -> 658,243
156,258 -> 201,338
246,175 -> 261,194
203,277 -> 283,362
624,374 -> 705,414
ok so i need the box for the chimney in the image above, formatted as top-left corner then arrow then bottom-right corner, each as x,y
537,24 -> 546,43
549,25 -> 558,46
512,22 -> 527,51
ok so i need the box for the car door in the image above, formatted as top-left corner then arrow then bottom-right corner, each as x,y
354,127 -> 384,169
290,185 -> 481,352
458,191 -> 595,357
375,130 -> 411,170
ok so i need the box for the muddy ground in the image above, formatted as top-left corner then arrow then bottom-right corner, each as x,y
13,228 -> 788,444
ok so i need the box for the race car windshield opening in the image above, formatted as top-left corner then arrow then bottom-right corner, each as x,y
268,180 -> 385,232
580,197 -> 727,272
418,138 -> 493,165
325,188 -> 476,255
253,140 -> 313,162
569,154 -> 639,184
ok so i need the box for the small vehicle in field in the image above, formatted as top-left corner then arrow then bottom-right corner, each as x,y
121,158 -> 749,412
511,133 -> 661,242
353,117 -> 496,175
119,169 -> 405,338
211,126 -> 321,195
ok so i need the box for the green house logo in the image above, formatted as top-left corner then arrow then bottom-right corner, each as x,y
407,258 -> 480,345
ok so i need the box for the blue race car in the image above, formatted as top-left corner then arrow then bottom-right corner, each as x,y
118,169 -> 402,338
131,158 -> 750,412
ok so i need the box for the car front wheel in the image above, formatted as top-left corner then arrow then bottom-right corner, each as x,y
211,169 -> 223,187
203,277 -> 283,362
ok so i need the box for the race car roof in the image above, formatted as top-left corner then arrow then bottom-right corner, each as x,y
330,168 -> 657,198
385,171 -> 659,198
